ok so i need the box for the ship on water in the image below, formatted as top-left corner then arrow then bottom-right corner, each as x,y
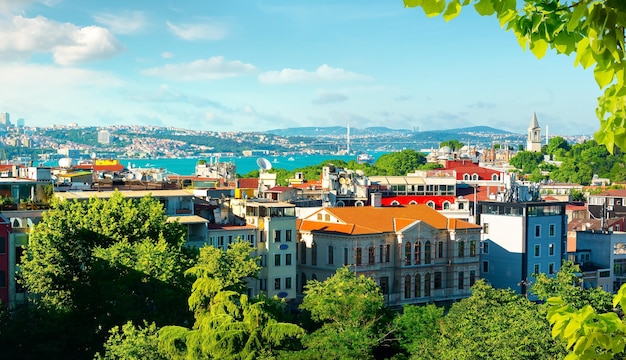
356,152 -> 374,164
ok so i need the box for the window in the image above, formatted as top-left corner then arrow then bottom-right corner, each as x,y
463,173 -> 470,180
380,277 -> 389,295
492,174 -> 499,180
483,223 -> 489,234
286,230 -> 292,242
459,202 -> 464,210
434,271 -> 442,289
483,241 -> 489,254
344,248 -> 349,265
469,270 -> 476,286
414,242 -> 420,265
535,225 -> 541,237
286,253 -> 292,266
424,273 -> 431,296
368,246 -> 375,264
300,273 -> 307,292
356,247 -> 362,266
274,230 -> 281,242
549,263 -> 555,274
0,271 -> 5,288
549,224 -> 555,237
260,255 -> 267,266
228,235 -> 233,244
0,237 -> 5,254
425,241 -> 432,264
534,244 -> 540,257
285,277 -> 292,289
260,279 -> 267,291
325,214 -> 330,221
458,241 -> 465,258
438,241 -> 444,258
317,213 -> 322,220
300,242 -> 307,265
549,243 -> 555,256
379,244 -> 384,263
458,271 -> 464,290
415,274 -> 421,297
534,264 -> 540,275
328,246 -> 334,265
386,244 -> 391,263
274,278 -> 281,290
312,243 -> 318,266
470,240 -> 476,256
218,236 -> 224,247
483,261 -> 489,273
472,173 -> 479,180
391,200 -> 400,206
405,242 -> 412,265
404,274 -> 411,298
247,234 -> 255,245
443,201 -> 450,210
260,231 -> 265,243
427,201 -> 435,209
274,254 -> 281,266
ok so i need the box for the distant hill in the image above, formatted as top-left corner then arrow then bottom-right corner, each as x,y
266,125 -> 516,137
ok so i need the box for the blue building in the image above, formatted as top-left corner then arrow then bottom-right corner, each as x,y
477,200 -> 567,298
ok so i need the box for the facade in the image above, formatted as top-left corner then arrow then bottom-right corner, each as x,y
296,204 -> 482,307
0,213 -> 9,307
588,189 -> 626,219
478,200 -> 567,297
526,112 -> 542,152
572,231 -> 626,292
98,130 -> 111,145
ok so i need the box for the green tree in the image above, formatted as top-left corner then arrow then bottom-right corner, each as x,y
545,136 -> 571,157
373,149 -> 427,176
393,303 -> 444,355
509,151 -> 544,174
18,191 -> 193,358
294,267 -> 388,360
96,321 -> 165,360
440,140 -> 464,151
413,280 -> 564,360
157,242 -> 304,359
403,0 -> 626,152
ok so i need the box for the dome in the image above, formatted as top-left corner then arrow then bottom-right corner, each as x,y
58,157 -> 74,168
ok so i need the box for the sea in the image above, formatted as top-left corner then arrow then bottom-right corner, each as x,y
121,151 -> 392,176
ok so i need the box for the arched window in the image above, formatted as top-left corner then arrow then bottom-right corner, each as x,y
458,241 -> 465,258
424,273 -> 431,296
312,242 -> 318,266
470,240 -> 477,256
300,242 -> 307,265
12,218 -> 21,228
328,245 -> 334,265
391,200 -> 400,206
311,274 -> 317,281
404,242 -> 412,265
426,201 -> 435,209
463,173 -> 470,180
492,174 -> 499,181
472,173 -> 479,180
415,274 -> 421,297
458,202 -> 464,210
442,201 -> 450,210
409,200 -> 418,205
355,201 -> 364,207
336,201 -> 345,207
301,273 -> 307,293
437,240 -> 444,258
414,241 -> 420,265
424,241 -> 432,264
368,246 -> 375,264
404,274 -> 411,298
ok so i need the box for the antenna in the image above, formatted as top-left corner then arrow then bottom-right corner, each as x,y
257,157 -> 272,172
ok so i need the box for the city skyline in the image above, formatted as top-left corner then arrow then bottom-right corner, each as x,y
0,1 -> 601,135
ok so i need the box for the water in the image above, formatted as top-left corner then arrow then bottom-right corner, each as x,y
123,152 -> 390,176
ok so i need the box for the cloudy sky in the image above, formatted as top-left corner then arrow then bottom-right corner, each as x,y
0,0 -> 601,135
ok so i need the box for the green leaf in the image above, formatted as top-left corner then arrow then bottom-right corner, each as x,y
403,0 -> 423,7
594,65 -> 615,89
530,38 -> 549,59
474,0 -> 495,16
443,0 -> 461,21
421,0 -> 447,18
567,3 -> 587,32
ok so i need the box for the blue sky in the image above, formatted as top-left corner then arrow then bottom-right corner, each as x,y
0,0 -> 601,135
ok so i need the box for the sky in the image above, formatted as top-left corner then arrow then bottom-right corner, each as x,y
0,0 -> 603,135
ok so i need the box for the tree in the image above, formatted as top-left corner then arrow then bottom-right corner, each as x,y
157,241 -> 304,359
373,149 -> 427,176
96,321 -> 165,360
18,191 -> 193,358
440,139 -> 464,151
294,267 -> 388,359
545,136 -> 571,157
413,280 -> 565,359
392,304 -> 444,355
509,151 -> 544,174
403,0 -> 626,152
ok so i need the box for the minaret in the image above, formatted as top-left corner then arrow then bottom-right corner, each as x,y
526,112 -> 542,152
347,124 -> 351,154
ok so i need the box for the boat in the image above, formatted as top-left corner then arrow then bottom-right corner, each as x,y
357,152 -> 374,164
288,157 -> 295,161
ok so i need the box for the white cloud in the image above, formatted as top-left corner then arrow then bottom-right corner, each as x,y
259,64 -> 370,84
166,20 -> 227,41
93,11 -> 146,34
0,15 -> 123,65
161,51 -> 174,59
141,56 -> 256,81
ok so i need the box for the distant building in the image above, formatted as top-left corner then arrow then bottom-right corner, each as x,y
0,112 -> 10,128
526,112 -> 542,152
98,130 -> 111,145
16,118 -> 24,128
0,213 -> 10,308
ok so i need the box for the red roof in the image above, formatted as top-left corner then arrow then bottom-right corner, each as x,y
266,186 -> 296,193
238,178 -> 258,189
381,195 -> 456,210
443,160 -> 501,181
74,164 -> 125,172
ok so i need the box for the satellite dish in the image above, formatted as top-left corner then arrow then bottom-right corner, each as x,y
257,157 -> 272,171
339,177 -> 346,184
90,152 -> 97,159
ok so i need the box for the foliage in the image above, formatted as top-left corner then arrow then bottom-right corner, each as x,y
403,0 -> 626,152
570,188 -> 587,201
545,136 -> 571,157
371,149 -> 427,176
440,139 -> 464,151
96,321 -> 165,360
18,191 -> 193,358
157,241 -> 304,359
393,303 -> 444,355
532,261 -> 613,312
509,151 -> 544,174
413,280 -> 564,360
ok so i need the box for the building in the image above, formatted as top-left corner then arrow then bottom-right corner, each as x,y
296,204 -> 482,307
526,112 -> 542,152
478,200 -> 567,297
570,230 -> 624,292
98,130 -> 111,145
588,189 -> 626,219
0,213 -> 10,307
0,112 -> 10,128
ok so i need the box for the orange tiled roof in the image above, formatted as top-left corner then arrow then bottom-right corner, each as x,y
238,178 -> 258,189
299,204 -> 480,236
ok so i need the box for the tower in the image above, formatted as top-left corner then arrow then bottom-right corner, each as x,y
346,123 -> 351,154
526,112 -> 542,152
